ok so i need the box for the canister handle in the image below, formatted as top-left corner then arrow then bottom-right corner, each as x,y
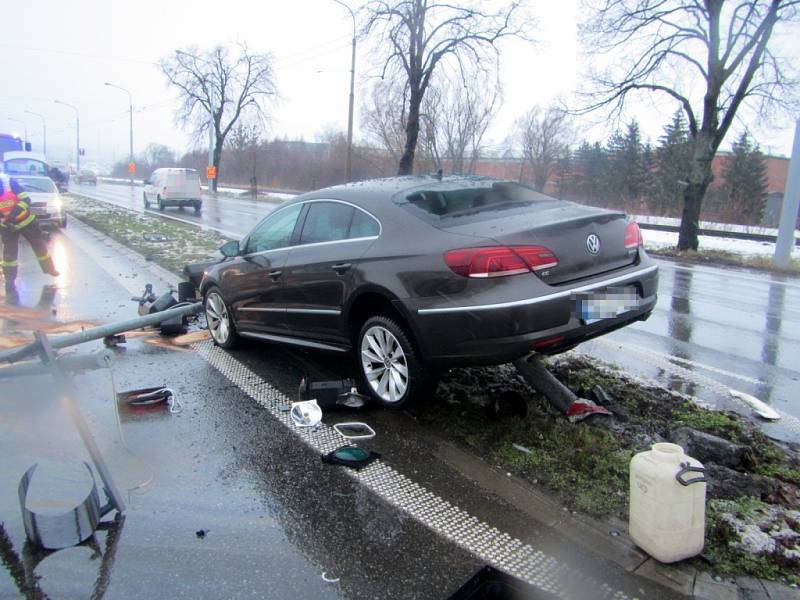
675,462 -> 707,486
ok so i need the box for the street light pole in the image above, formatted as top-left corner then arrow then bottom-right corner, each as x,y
105,82 -> 134,185
24,110 -> 46,155
333,0 -> 356,183
8,118 -> 28,146
54,100 -> 80,174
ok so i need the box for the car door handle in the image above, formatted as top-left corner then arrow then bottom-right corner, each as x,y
269,270 -> 282,280
331,263 -> 351,274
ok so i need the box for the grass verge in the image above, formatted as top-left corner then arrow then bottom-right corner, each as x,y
414,355 -> 800,583
65,194 -> 231,275
647,246 -> 800,275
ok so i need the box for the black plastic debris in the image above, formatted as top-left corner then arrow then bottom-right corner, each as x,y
195,529 -> 207,539
589,384 -> 629,422
117,386 -> 172,407
321,446 -> 380,470
487,390 -> 527,420
299,378 -> 367,409
447,566 -> 559,599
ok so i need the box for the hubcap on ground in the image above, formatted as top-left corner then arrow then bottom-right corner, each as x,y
205,292 -> 230,344
361,326 -> 408,404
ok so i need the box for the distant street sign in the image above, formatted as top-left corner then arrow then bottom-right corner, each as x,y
127,162 -> 136,174
206,165 -> 217,180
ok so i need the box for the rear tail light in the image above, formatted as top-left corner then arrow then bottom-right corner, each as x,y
624,222 -> 643,249
444,245 -> 559,278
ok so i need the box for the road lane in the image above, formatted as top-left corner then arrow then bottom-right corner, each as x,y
71,181 -> 800,440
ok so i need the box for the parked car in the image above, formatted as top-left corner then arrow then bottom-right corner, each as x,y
199,176 -> 658,408
143,168 -> 202,212
77,169 -> 97,185
16,175 -> 66,228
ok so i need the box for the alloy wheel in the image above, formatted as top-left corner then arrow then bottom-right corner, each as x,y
205,292 -> 231,345
360,325 -> 409,404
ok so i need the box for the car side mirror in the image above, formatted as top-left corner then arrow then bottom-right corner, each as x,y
220,240 -> 240,258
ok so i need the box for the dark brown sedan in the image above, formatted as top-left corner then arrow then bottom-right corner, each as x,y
201,176 -> 658,407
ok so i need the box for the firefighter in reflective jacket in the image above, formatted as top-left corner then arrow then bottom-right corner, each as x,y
0,173 -> 59,289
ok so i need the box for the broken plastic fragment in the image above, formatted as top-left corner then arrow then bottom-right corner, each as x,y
511,443 -> 533,455
565,398 -> 613,423
729,389 -> 780,421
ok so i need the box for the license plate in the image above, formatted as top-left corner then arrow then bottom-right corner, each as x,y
574,287 -> 640,324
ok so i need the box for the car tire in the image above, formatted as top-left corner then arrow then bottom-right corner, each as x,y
157,195 -> 165,211
204,287 -> 239,349
143,192 -> 149,208
59,215 -> 67,228
194,202 -> 202,213
356,315 -> 431,409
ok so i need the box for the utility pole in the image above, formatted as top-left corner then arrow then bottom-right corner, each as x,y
774,118 -> 800,268
24,110 -> 46,155
55,100 -> 80,174
333,0 -> 356,183
105,82 -> 134,185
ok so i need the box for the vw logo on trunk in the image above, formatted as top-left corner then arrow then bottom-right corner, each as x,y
586,234 -> 601,255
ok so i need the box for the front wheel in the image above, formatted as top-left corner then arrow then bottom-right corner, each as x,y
204,288 -> 239,349
356,315 -> 431,408
157,195 -> 165,211
143,192 -> 149,208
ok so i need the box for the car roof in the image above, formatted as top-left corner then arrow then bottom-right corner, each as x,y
294,175 -> 507,208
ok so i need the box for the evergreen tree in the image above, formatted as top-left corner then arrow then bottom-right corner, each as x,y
575,141 -> 609,206
604,120 -> 646,209
555,147 -> 574,199
652,111 -> 692,216
721,131 -> 768,224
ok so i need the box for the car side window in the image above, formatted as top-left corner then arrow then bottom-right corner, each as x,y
349,209 -> 380,238
245,204 -> 303,254
299,202 -> 355,245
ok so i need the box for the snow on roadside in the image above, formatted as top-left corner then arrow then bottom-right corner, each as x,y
643,228 -> 800,259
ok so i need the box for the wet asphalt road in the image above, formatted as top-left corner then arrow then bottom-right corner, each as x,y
0,227 -> 686,599
73,181 -> 800,442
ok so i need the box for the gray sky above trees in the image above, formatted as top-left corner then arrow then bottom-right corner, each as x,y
2,0 -> 797,170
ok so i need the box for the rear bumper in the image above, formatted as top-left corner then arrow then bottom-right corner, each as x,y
162,197 -> 201,207
408,262 -> 658,367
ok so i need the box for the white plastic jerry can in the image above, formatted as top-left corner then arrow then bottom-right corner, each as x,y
629,442 -> 707,563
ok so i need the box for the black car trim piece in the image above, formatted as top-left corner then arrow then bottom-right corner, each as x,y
238,307 -> 341,315
239,331 -> 347,352
416,264 -> 658,315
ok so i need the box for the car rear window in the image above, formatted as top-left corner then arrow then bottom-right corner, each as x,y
397,181 -> 559,226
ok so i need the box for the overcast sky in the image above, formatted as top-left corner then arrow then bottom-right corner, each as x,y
2,0 -> 798,170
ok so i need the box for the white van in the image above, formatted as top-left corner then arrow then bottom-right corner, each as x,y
143,168 -> 202,212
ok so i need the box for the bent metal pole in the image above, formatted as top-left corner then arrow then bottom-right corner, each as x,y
0,302 -> 203,364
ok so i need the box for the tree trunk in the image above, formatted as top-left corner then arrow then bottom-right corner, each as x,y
677,134 -> 715,251
212,139 -> 223,193
398,90 -> 422,176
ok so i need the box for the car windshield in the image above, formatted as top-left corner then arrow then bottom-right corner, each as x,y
16,177 -> 56,193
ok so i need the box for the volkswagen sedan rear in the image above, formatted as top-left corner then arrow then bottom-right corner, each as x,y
200,176 -> 658,408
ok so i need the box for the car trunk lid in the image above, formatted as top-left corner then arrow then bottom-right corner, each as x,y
431,202 -> 637,285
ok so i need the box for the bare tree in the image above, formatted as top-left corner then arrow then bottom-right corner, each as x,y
516,105 -> 573,192
160,43 -> 277,191
581,0 -> 799,250
363,0 -> 526,175
426,74 -> 500,174
361,79 -> 409,164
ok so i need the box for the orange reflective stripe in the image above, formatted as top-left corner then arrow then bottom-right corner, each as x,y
36,252 -> 51,262
1,260 -> 18,267
13,213 -> 35,229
